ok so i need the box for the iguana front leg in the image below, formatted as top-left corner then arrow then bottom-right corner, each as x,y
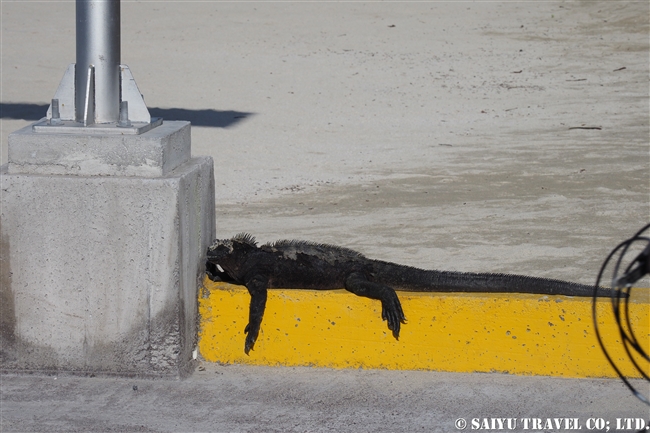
243,274 -> 269,354
344,272 -> 406,339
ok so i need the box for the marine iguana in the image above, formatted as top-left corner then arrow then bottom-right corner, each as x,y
206,233 -> 613,354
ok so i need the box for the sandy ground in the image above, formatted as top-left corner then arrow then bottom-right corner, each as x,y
1,1 -> 649,431
1,2 -> 647,282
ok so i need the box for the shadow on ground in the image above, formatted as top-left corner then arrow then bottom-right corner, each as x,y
0,102 -> 253,128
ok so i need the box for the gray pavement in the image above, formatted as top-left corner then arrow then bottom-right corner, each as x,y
1,364 -> 649,433
1,1 -> 649,432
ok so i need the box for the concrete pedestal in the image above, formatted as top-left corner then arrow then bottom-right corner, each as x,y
0,121 -> 215,377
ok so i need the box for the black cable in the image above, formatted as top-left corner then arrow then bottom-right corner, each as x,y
592,223 -> 650,432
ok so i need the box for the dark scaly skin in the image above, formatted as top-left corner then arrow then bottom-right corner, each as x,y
206,233 -> 614,354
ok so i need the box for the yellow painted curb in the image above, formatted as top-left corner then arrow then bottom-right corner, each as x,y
198,278 -> 649,378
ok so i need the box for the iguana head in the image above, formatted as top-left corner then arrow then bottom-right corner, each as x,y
207,238 -> 235,260
207,233 -> 257,262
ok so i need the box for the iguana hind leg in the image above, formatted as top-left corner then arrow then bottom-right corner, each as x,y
244,275 -> 269,354
344,272 -> 406,339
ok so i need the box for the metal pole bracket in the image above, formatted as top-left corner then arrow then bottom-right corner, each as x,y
34,64 -> 162,135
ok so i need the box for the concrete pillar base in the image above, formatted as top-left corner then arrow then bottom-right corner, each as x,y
1,122 -> 215,378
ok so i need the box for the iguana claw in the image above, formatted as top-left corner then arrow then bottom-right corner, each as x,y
244,322 -> 260,354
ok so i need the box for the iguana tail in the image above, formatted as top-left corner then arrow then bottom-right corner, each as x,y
372,261 -> 616,297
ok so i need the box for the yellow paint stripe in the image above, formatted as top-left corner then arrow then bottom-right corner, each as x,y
198,278 -> 649,378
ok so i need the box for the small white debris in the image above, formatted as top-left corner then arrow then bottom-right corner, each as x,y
216,264 -> 225,273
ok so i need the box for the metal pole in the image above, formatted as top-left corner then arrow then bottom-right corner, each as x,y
75,0 -> 120,124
